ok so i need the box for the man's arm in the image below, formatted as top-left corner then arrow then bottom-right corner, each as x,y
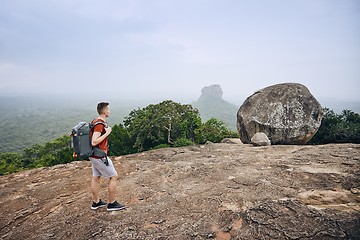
91,126 -> 112,146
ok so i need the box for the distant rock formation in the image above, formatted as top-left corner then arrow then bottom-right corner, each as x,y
198,84 -> 223,101
193,84 -> 238,130
237,83 -> 323,144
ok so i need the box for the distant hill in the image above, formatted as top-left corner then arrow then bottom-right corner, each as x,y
192,84 -> 238,131
0,96 -> 138,152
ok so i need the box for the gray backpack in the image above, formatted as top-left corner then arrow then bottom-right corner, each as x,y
71,121 -> 106,159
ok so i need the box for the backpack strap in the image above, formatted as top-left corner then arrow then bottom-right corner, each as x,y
91,119 -> 106,128
91,119 -> 106,134
90,119 -> 108,158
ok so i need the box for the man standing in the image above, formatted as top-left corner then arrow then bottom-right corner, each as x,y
89,102 -> 125,211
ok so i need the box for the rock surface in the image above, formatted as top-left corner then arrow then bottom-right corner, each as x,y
251,132 -> 271,146
221,138 -> 242,144
1,141 -> 359,239
199,84 -> 224,100
237,83 -> 323,144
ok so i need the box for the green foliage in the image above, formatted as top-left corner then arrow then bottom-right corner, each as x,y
0,136 -> 73,175
195,118 -> 229,143
108,124 -> 135,156
113,101 -> 232,150
23,135 -> 73,168
151,144 -> 171,150
124,100 -> 201,151
226,130 -> 240,138
0,152 -> 24,175
310,108 -> 360,144
173,138 -> 194,147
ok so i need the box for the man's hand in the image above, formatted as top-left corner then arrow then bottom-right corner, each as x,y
91,126 -> 112,146
105,126 -> 112,135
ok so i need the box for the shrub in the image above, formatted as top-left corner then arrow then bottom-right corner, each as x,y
0,152 -> 23,175
195,118 -> 229,143
151,144 -> 170,150
0,135 -> 73,175
173,138 -> 194,147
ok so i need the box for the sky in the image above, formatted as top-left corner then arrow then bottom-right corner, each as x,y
0,0 -> 359,103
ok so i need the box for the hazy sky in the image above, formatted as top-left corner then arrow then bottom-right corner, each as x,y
0,0 -> 359,102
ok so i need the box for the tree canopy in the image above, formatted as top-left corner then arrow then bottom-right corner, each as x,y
310,108 -> 360,144
123,100 -> 201,151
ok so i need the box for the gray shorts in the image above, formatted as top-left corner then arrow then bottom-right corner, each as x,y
89,157 -> 118,178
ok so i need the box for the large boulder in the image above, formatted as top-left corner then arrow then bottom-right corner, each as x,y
237,83 -> 323,144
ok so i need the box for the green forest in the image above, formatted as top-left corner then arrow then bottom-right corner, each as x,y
0,96 -> 142,153
0,100 -> 238,175
0,97 -> 359,176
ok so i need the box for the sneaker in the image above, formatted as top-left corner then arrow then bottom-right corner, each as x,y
91,199 -> 107,210
107,201 -> 126,211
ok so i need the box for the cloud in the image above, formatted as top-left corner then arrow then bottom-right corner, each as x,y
0,0 -> 359,101
0,63 -> 17,75
63,0 -> 145,22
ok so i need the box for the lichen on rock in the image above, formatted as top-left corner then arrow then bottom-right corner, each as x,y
237,83 -> 323,144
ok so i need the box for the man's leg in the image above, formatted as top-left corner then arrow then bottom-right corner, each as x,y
108,175 -> 118,203
91,176 -> 101,203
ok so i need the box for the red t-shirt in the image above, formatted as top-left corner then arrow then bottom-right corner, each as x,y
90,118 -> 108,155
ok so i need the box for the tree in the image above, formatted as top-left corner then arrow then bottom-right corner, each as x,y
108,124 -> 135,156
310,108 -> 360,144
0,152 -> 23,175
195,118 -> 229,143
22,135 -> 73,168
124,100 -> 201,151
1,135 -> 73,175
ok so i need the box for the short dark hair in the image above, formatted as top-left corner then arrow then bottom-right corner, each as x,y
97,102 -> 109,114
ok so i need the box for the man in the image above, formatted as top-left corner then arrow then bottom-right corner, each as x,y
89,102 -> 125,211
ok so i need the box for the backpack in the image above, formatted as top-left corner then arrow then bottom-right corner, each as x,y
70,120 -> 107,159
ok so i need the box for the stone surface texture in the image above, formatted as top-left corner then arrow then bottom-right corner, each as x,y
1,142 -> 359,239
251,132 -> 271,146
237,83 -> 323,144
